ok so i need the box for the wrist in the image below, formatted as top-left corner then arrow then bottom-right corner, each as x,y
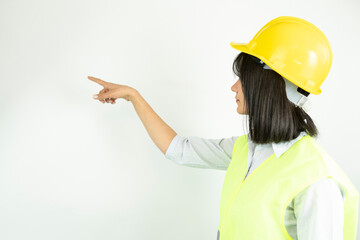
129,88 -> 139,102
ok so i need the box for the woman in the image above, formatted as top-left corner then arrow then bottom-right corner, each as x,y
89,16 -> 359,240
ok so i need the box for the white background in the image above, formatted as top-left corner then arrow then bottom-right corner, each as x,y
0,0 -> 359,239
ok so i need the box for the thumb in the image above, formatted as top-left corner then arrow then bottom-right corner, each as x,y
95,89 -> 115,101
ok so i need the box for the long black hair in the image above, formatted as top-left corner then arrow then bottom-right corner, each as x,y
232,52 -> 319,144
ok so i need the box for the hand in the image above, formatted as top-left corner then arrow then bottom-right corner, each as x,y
88,76 -> 136,104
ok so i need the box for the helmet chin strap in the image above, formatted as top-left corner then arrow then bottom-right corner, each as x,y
282,75 -> 312,113
261,61 -> 312,113
248,55 -> 312,113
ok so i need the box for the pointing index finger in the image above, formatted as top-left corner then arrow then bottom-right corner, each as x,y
88,76 -> 107,86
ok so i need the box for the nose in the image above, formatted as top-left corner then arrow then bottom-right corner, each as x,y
231,82 -> 237,92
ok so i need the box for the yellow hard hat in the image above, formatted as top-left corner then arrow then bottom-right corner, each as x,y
230,16 -> 333,95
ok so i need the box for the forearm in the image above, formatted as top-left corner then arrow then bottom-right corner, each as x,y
129,90 -> 177,155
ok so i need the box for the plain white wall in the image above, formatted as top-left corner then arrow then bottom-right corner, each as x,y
0,0 -> 359,239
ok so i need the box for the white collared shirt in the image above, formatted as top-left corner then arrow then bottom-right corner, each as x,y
165,131 -> 345,239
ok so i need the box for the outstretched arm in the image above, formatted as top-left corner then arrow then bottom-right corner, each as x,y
130,90 -> 177,155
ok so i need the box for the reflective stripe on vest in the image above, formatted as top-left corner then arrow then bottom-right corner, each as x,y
217,134 -> 359,240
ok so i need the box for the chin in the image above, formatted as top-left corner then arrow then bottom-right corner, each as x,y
237,109 -> 248,115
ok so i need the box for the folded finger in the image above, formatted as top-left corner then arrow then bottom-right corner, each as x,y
99,89 -> 106,103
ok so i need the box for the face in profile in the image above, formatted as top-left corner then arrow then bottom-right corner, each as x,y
231,78 -> 247,115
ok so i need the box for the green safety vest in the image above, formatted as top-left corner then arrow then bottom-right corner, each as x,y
217,134 -> 359,240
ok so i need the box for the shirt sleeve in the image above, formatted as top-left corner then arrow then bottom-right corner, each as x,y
294,177 -> 345,240
164,134 -> 239,170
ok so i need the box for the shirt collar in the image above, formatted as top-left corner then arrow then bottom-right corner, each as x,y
248,131 -> 308,159
271,131 -> 308,158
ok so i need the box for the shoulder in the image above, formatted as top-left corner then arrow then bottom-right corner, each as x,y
307,177 -> 344,198
293,177 -> 345,214
234,133 -> 248,144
